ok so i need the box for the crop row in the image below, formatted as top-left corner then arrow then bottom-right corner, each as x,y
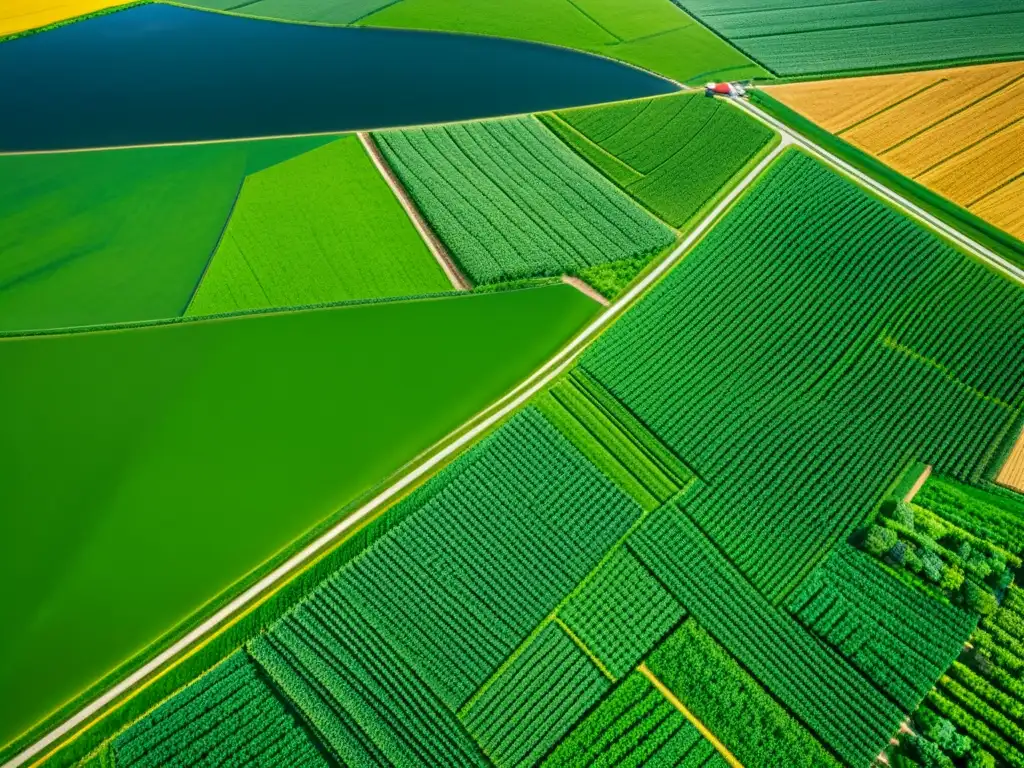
113,650 -> 329,768
675,0 -> 1024,76
928,686 -> 1024,768
629,504 -> 905,766
249,587 -> 486,768
645,620 -> 843,768
462,623 -> 609,768
374,117 -> 672,285
324,407 -> 640,710
787,545 -> 976,710
543,670 -> 712,768
558,547 -> 684,680
915,477 -> 1024,555
579,150 -> 1024,599
884,255 -> 1024,408
556,93 -> 775,227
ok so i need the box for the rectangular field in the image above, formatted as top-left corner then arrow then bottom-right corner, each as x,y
674,0 -> 1024,77
373,116 -> 674,286
766,62 -> 1024,241
551,93 -> 777,228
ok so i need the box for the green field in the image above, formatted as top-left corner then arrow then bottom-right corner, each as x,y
582,149 -> 1024,601
374,116 -> 674,285
187,136 -> 449,316
0,284 -> 598,748
181,0 -> 768,84
0,134 -> 451,334
360,0 -> 769,84
674,0 -> 1024,76
549,93 -> 778,228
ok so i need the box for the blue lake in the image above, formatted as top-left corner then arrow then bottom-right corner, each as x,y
0,4 -> 678,151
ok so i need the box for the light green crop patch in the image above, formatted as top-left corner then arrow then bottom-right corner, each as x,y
187,135 -> 449,316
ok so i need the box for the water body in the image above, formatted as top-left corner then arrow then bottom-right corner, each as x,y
0,4 -> 677,151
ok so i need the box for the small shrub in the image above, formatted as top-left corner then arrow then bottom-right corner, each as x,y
967,749 -> 996,768
922,549 -> 945,582
941,565 -> 965,592
865,525 -> 898,556
894,501 -> 916,529
927,718 -> 971,758
965,582 -> 998,616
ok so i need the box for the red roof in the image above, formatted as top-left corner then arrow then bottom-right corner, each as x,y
713,83 -> 732,94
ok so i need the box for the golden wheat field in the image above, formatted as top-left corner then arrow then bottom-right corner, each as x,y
766,62 -> 1024,240
997,430 -> 1024,494
0,0 -> 127,36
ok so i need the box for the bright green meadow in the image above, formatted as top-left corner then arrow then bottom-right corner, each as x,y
0,283 -> 598,747
187,135 -> 449,316
0,133 -> 451,333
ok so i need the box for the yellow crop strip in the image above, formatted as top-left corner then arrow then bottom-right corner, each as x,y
0,0 -> 131,36
638,663 -> 744,768
843,63 -> 1024,155
764,71 -> 940,134
997,429 -> 1024,494
766,62 -> 1024,241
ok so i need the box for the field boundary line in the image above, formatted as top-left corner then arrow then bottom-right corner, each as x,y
181,174 -> 246,314
358,131 -> 470,290
879,72 -> 1024,157
835,79 -> 945,136
543,111 -> 645,179
911,116 -> 1024,182
967,168 -> 1024,210
561,275 -> 610,305
879,333 -> 1016,411
552,617 -> 615,681
638,663 -> 744,768
903,465 -> 932,503
0,95 -> 686,158
1,135 -> 786,768
736,97 -> 1024,286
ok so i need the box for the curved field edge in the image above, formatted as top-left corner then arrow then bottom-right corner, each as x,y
0,284 -> 600,760
748,89 -> 1024,272
160,0 -> 766,86
0,0 -> 145,42
1,142 -> 782,768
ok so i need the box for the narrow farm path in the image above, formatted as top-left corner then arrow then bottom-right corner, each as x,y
2,134 -> 789,768
561,275 -> 610,306
902,465 -> 932,503
638,663 -> 744,768
736,97 -> 1024,287
358,131 -> 471,291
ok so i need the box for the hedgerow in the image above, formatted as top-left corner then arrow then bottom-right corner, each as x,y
914,477 -> 1024,555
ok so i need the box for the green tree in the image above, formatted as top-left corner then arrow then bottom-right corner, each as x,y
940,564 -> 965,592
865,525 -> 898,556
